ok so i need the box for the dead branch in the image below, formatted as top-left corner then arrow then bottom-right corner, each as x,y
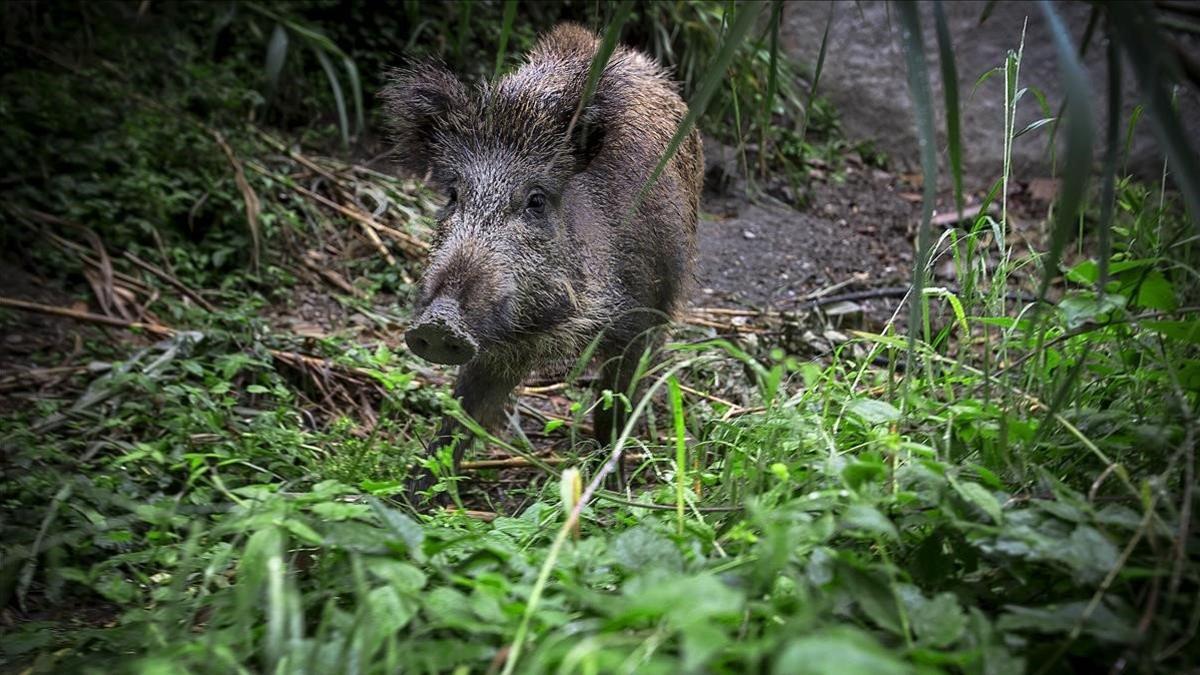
460,452 -> 650,471
210,130 -> 263,271
124,251 -> 219,312
0,296 -> 175,336
299,250 -> 361,297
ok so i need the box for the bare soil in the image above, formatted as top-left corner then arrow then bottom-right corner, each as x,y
696,162 -> 919,312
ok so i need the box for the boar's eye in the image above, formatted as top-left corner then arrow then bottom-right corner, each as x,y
525,191 -> 546,217
447,187 -> 459,205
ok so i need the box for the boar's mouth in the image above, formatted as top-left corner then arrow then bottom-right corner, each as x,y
405,298 -> 479,365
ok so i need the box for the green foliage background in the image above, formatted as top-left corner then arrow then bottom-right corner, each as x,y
1,2 -> 1198,673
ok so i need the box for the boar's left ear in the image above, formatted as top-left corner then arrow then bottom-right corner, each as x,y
566,100 -> 606,171
381,63 -> 469,177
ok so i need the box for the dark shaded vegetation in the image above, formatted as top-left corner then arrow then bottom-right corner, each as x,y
1,2 -> 1198,673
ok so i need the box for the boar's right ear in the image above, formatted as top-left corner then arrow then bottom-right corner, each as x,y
565,99 -> 606,172
381,63 -> 469,177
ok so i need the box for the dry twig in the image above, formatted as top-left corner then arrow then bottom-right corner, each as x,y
210,130 -> 263,271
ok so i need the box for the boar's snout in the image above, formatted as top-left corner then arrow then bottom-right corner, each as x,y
406,298 -> 478,365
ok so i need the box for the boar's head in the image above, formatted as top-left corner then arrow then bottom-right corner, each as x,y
383,63 -> 606,366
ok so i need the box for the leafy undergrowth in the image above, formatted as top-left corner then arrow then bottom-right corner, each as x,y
3,3 -> 1199,675
3,168 -> 1198,673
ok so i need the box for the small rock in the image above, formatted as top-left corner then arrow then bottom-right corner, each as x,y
742,229 -> 757,240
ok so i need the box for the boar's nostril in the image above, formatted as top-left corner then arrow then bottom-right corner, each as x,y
405,299 -> 478,366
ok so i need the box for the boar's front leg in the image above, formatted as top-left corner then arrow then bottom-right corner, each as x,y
594,331 -> 661,491
408,360 -> 525,500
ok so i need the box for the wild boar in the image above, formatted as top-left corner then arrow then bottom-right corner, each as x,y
383,23 -> 702,493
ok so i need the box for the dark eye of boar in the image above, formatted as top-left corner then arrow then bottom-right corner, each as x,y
447,186 -> 458,205
525,190 -> 546,217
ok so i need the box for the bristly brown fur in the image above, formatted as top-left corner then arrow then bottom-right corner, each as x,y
383,23 -> 703,492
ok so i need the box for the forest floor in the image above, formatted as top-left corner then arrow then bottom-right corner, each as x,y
0,155 -> 1050,502
0,145 -> 1058,393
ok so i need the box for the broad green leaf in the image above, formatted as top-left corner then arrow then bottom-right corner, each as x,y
1144,319 -> 1200,344
424,586 -> 503,634
999,601 -> 1137,644
282,518 -> 323,545
898,584 -> 967,647
842,504 -> 899,541
952,479 -> 1003,524
774,627 -> 910,675
622,573 -> 743,627
369,498 -> 425,556
364,585 -> 418,638
1133,271 -> 1177,311
1059,525 -> 1119,583
1066,259 -> 1099,285
1058,291 -> 1127,329
843,456 -> 886,489
365,557 -> 427,593
839,563 -> 904,636
847,398 -> 901,425
311,501 -> 369,521
611,525 -> 683,574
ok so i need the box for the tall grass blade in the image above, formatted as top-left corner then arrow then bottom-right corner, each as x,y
454,0 -> 473,68
977,0 -> 999,25
264,24 -> 289,97
501,358 -> 702,675
932,0 -> 962,218
796,2 -> 833,149
312,46 -> 351,147
566,0 -> 634,138
342,55 -> 364,136
668,375 -> 687,536
247,3 -> 362,144
1044,5 -> 1098,168
494,0 -> 518,82
1036,0 -> 1095,303
635,1 -> 763,207
896,1 -> 938,387
1097,33 -> 1122,291
1109,2 -> 1200,229
758,0 -> 783,178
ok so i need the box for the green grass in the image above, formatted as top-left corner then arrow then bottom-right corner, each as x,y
2,2 -> 1199,673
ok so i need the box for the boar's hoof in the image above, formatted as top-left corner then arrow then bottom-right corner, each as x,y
406,299 -> 478,365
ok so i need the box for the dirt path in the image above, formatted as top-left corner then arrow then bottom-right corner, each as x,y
695,159 -> 920,317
